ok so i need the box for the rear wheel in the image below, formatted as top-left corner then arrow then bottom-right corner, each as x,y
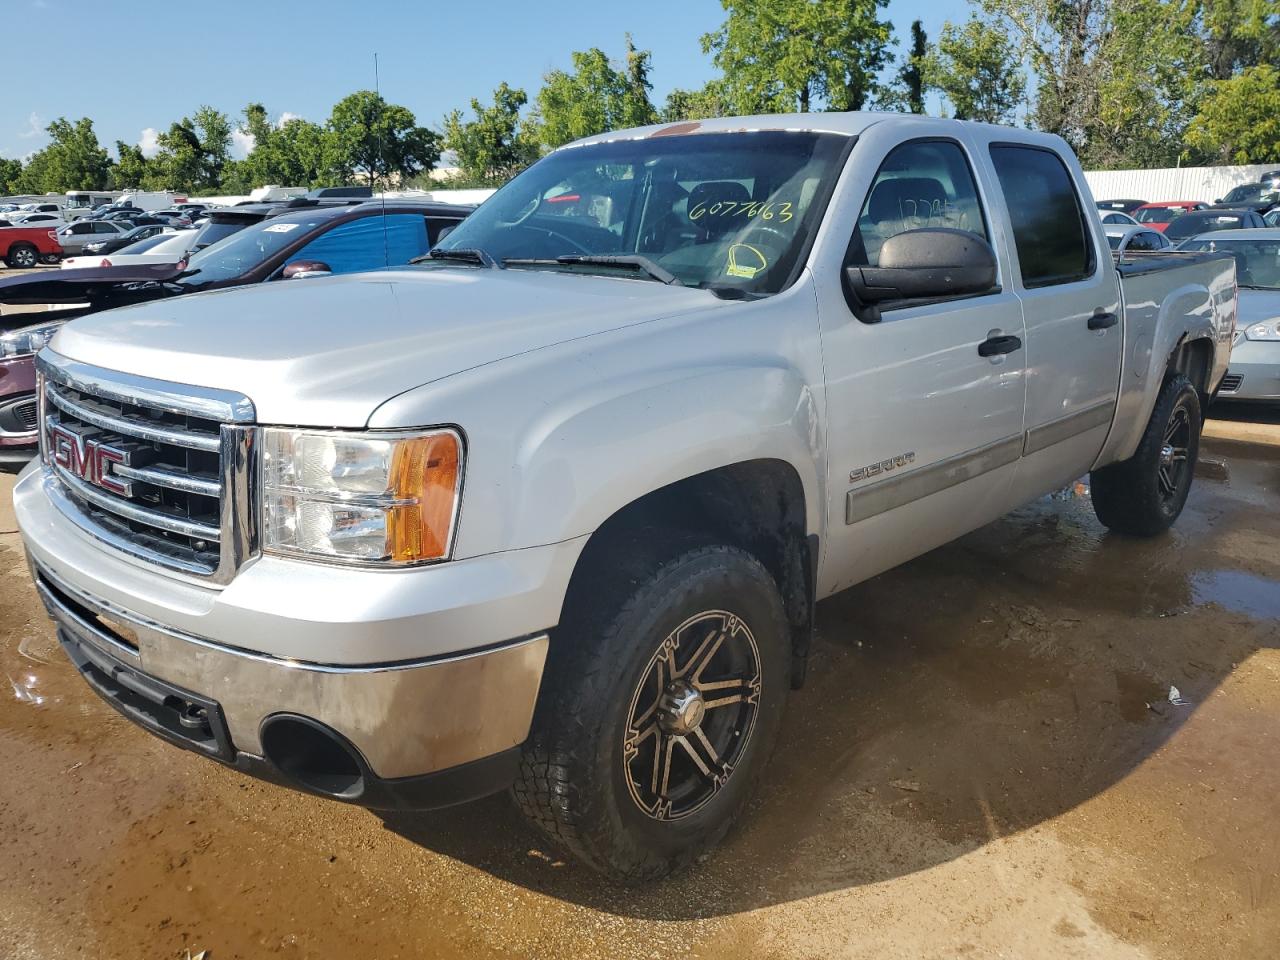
1090,373 -> 1200,536
5,243 -> 38,269
514,542 -> 790,880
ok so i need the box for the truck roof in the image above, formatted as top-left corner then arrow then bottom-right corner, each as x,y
564,111 -> 1058,150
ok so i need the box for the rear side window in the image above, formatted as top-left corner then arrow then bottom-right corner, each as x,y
284,213 -> 430,275
989,145 -> 1095,287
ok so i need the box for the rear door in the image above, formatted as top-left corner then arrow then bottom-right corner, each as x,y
980,140 -> 1123,499
815,129 -> 1028,594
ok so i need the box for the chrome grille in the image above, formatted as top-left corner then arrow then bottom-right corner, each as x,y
14,398 -> 38,431
1219,373 -> 1244,393
37,353 -> 257,584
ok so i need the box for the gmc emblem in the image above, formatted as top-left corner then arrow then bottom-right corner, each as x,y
48,422 -> 134,497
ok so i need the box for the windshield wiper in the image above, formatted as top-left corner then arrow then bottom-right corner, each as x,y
503,254 -> 682,285
412,247 -> 500,268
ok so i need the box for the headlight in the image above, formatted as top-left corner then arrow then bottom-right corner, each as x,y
0,321 -> 62,360
1244,320 -> 1280,341
262,428 -> 462,565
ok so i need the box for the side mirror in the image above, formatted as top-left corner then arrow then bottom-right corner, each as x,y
282,259 -> 332,280
845,228 -> 998,321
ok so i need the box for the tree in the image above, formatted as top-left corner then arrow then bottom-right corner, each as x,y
1186,63 -> 1280,163
232,103 -> 332,190
701,0 -> 893,113
924,16 -> 1026,124
112,141 -> 150,188
876,19 -> 929,112
13,117 -> 111,193
326,90 -> 441,188
661,82 -> 732,121
0,156 -> 21,194
144,106 -> 234,191
536,37 -> 658,149
443,83 -> 541,186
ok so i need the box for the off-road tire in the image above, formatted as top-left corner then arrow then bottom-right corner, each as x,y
5,243 -> 38,269
513,541 -> 790,880
1090,373 -> 1201,536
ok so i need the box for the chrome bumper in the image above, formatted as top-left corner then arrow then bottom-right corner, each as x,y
31,557 -> 549,782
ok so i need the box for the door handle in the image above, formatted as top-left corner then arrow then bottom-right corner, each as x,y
978,334 -> 1022,357
1088,311 -> 1119,330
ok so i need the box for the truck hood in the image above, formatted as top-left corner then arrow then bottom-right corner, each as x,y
49,267 -> 725,426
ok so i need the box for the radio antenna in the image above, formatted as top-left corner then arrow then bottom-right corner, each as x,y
374,52 -> 390,269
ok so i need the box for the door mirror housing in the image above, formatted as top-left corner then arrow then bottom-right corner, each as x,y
845,228 -> 998,322
282,259 -> 333,280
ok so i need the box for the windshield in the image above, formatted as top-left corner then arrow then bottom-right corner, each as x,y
1166,213 -> 1243,239
181,216 -> 325,284
65,194 -> 92,209
1135,206 -> 1189,223
117,232 -> 172,254
1178,238 -> 1280,288
434,131 -> 848,295
1222,184 -> 1273,204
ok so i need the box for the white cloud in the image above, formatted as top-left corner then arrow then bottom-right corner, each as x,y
18,112 -> 42,139
277,111 -> 303,127
231,129 -> 256,158
139,128 -> 160,158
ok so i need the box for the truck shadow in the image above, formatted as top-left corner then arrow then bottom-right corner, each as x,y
380,439 -> 1280,920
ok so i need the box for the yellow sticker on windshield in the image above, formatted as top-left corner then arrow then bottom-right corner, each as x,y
726,243 -> 767,279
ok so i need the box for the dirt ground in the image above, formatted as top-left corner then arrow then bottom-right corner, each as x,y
0,412 -> 1277,960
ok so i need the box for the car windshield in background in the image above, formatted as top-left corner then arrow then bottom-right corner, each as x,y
1165,213 -> 1245,239
1178,238 -> 1280,289
432,131 -> 849,295
190,219 -> 254,252
1135,206 -> 1187,223
117,233 -> 173,254
1221,184 -> 1275,204
180,216 -> 327,285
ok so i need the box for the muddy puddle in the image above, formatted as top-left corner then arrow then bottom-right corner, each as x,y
0,434 -> 1277,959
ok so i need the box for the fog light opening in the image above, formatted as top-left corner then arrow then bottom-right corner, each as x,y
260,715 -> 365,799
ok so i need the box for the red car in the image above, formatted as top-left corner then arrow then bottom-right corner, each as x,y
1132,201 -> 1208,232
0,224 -> 64,268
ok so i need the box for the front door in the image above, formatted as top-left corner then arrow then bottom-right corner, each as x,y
814,130 -> 1028,596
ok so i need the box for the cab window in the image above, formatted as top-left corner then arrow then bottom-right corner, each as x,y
848,139 -> 990,268
989,145 -> 1095,287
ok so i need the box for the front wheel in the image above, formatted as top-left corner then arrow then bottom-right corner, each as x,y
1090,373 -> 1201,536
514,543 -> 790,880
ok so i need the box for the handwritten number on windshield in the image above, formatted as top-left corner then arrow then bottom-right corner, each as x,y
690,200 -> 794,223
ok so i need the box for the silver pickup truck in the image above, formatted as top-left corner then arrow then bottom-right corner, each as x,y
14,113 -> 1236,880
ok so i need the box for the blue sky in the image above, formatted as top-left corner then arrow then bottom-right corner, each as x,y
1,0 -> 954,161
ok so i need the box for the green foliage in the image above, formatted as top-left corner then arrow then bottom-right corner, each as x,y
536,37 -> 659,148
14,117 -> 111,193
325,90 -> 441,188
1186,63 -> 1280,162
701,0 -> 893,112
111,141 -> 149,189
142,106 -> 234,192
233,104 -> 332,189
923,16 -> 1026,124
443,83 -> 541,186
0,157 -> 21,193
877,20 -> 929,113
661,82 -> 733,121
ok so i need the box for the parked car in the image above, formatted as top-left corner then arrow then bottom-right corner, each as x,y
1165,208 -> 1266,242
1264,209 -> 1280,227
80,223 -> 170,256
55,218 -> 136,255
1096,198 -> 1146,214
0,319 -> 52,463
1210,182 -> 1280,214
61,229 -> 197,269
1177,229 -> 1280,403
1104,224 -> 1172,253
1099,211 -> 1139,226
0,212 -> 64,228
0,223 -> 63,268
0,201 -> 470,461
12,114 -> 1237,878
152,209 -> 194,226
1133,201 -> 1207,231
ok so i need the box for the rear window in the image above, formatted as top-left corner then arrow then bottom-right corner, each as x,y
988,145 -> 1095,287
1135,206 -> 1188,223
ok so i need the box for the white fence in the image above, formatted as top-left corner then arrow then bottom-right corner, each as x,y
1083,164 -> 1277,205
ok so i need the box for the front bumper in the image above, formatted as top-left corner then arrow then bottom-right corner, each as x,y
15,460 -> 585,807
1217,339 -> 1280,401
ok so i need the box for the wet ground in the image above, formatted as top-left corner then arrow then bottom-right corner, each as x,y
1,415 -> 1277,959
